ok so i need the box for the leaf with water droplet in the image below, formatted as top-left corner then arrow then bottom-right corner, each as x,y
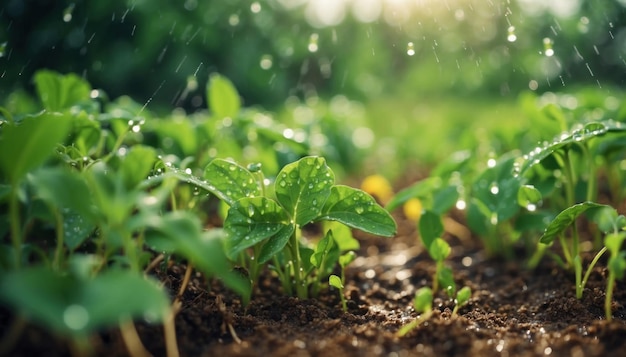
275,156 -> 333,226
204,159 -> 261,205
224,197 -> 290,259
319,185 -> 396,237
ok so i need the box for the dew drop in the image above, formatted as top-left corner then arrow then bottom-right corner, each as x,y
407,42 -> 415,56
63,304 -> 89,330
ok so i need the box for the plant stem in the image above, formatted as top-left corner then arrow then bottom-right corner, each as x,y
396,310 -> 433,337
289,230 -> 307,299
605,270 -> 615,322
578,247 -> 607,299
119,320 -> 151,357
164,300 -> 181,357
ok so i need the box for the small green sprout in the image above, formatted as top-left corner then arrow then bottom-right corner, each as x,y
329,275 -> 347,312
538,201 -> 611,299
419,211 -> 456,296
598,209 -> 626,321
451,286 -> 472,317
397,287 -> 433,337
329,250 -> 357,312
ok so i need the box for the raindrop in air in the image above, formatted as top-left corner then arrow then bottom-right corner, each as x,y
507,26 -> 517,42
407,42 -> 415,56
543,38 -> 554,57
308,33 -> 319,53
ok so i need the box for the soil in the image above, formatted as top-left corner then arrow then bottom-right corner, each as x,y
3,208 -> 626,357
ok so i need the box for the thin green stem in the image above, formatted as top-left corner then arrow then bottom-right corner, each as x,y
290,229 -> 307,299
396,310 -> 433,337
558,233 -> 573,269
605,271 -> 615,322
578,247 -> 607,299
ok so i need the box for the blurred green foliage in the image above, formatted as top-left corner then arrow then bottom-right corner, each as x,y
1,0 -> 625,113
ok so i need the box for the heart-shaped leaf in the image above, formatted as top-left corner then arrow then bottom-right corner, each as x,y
275,156 -> 334,226
204,159 -> 260,206
224,197 -> 291,259
319,185 -> 396,237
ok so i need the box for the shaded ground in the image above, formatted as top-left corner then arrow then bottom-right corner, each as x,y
3,209 -> 626,357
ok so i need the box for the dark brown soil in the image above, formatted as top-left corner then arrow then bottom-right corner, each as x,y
3,210 -> 626,357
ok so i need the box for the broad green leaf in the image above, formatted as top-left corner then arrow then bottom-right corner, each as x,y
275,156 -> 334,226
413,287 -> 433,312
539,202 -> 609,244
329,274 -> 343,289
207,74 -> 241,119
204,159 -> 261,206
224,197 -> 291,259
257,224 -> 295,263
119,145 -> 156,189
429,238 -> 451,262
63,210 -> 96,250
471,156 -> 521,222
34,70 -> 91,111
517,184 -> 542,209
518,121 -> 618,176
28,167 -> 95,220
385,177 -> 441,212
432,185 -> 459,215
0,267 -> 170,337
0,112 -> 72,184
319,185 -> 396,237
419,210 -> 444,249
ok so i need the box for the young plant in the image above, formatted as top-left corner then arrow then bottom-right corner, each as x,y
605,231 -> 626,322
419,211 -> 456,296
397,287 -> 433,337
594,208 -> 626,321
451,286 -> 472,317
202,156 -> 396,300
538,202 -> 612,299
329,250 -> 357,312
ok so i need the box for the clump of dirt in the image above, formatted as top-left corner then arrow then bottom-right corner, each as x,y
2,210 -> 626,357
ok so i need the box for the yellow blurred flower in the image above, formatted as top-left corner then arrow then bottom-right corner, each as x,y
360,174 -> 393,204
403,198 -> 423,222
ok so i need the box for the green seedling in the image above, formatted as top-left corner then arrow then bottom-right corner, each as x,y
538,201 -> 611,299
329,250 -> 357,312
419,211 -> 455,296
451,286 -> 472,317
329,275 -> 346,312
397,287 -> 433,337
202,156 -> 396,300
594,208 -> 626,321
605,231 -> 626,322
